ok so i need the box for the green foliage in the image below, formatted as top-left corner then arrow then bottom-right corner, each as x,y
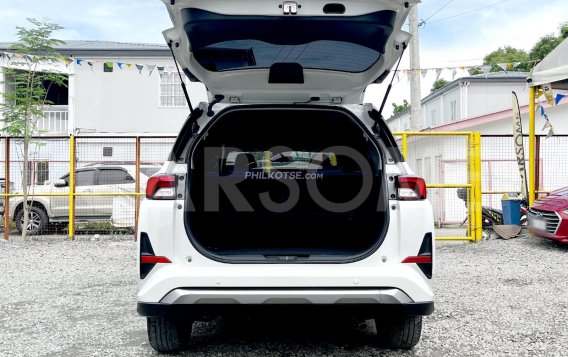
431,79 -> 449,94
1,18 -> 67,138
529,34 -> 564,62
483,46 -> 530,72
0,18 -> 67,239
392,99 -> 410,115
561,23 -> 568,39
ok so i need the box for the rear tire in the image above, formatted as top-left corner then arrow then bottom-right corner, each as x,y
375,315 -> 422,350
147,317 -> 192,353
15,206 -> 48,235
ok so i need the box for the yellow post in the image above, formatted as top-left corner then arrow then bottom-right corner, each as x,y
68,135 -> 75,239
466,134 -> 472,240
474,133 -> 483,241
401,133 -> 408,160
528,87 -> 536,206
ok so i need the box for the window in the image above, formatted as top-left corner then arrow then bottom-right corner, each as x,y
430,109 -> 437,127
103,147 -> 113,157
450,100 -> 458,121
97,169 -> 135,185
160,73 -> 187,107
26,161 -> 50,185
75,170 -> 95,187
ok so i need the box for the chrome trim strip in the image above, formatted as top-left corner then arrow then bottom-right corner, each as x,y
160,289 -> 414,305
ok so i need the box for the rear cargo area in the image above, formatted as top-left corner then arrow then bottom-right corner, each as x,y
186,107 -> 388,262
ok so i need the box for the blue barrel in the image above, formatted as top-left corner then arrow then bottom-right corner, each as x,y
501,193 -> 521,225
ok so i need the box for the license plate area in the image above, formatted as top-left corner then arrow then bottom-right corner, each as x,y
530,218 -> 547,231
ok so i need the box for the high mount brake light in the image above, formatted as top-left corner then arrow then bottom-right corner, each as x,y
146,175 -> 176,200
396,176 -> 427,200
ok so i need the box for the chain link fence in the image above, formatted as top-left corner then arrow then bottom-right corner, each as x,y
0,136 -> 175,239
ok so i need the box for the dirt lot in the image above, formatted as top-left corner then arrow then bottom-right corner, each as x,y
0,235 -> 566,357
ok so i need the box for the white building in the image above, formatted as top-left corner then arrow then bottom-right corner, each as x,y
0,41 -> 208,188
385,72 -> 568,227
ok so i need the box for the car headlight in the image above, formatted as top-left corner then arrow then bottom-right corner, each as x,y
563,210 -> 568,216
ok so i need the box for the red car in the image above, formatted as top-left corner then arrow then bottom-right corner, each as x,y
529,187 -> 568,244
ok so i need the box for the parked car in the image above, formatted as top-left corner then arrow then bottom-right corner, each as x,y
529,187 -> 568,244
137,0 -> 434,353
6,164 -> 161,234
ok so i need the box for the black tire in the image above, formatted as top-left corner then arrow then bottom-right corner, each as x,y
375,315 -> 422,350
15,206 -> 48,235
147,317 -> 192,353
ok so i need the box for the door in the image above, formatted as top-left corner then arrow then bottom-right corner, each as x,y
161,0 -> 414,104
50,169 -> 96,219
91,168 -> 136,218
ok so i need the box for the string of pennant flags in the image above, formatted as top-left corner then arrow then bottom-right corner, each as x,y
535,83 -> 568,138
392,61 -> 537,83
0,51 -> 176,78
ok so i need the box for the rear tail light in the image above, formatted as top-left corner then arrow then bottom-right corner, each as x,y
146,175 -> 176,200
396,176 -> 427,200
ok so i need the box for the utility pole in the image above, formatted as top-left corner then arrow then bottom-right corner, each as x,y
409,4 -> 422,132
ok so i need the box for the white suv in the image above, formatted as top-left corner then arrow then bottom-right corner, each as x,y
138,0 -> 434,352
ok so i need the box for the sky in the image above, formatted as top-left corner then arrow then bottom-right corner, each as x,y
0,0 -> 567,116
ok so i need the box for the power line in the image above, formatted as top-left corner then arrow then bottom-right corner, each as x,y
419,0 -> 455,27
423,0 -> 512,26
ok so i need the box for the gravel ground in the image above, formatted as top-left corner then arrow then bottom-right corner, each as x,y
0,235 -> 566,357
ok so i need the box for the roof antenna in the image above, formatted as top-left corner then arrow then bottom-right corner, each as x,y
168,40 -> 194,113
375,43 -> 407,131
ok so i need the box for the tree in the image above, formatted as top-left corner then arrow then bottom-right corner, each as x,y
0,19 -> 67,239
392,99 -> 410,115
483,46 -> 530,72
431,79 -> 449,94
529,34 -> 564,62
561,23 -> 568,39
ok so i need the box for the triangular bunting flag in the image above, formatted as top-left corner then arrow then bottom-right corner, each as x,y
104,61 -> 114,69
459,66 -> 465,71
158,66 -> 165,78
435,68 -> 442,81
512,62 -> 521,69
147,65 -> 156,76
497,63 -> 508,71
135,64 -> 144,74
117,62 -> 124,69
5,53 -> 12,61
126,63 -> 133,69
542,83 -> 555,106
420,69 -> 428,78
451,68 -> 457,80
555,93 -> 567,106
76,59 -> 83,66
395,71 -> 400,83
87,61 -> 94,67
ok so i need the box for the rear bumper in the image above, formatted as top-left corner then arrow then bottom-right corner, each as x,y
138,302 -> 434,318
137,288 -> 434,318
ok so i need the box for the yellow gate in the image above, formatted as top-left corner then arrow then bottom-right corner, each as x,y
394,132 -> 482,242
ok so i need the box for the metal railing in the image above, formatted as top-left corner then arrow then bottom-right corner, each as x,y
38,106 -> 68,134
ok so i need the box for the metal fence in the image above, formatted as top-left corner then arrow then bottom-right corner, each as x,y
2,133 -> 562,242
0,136 -> 176,240
481,134 -> 568,208
394,132 -> 483,242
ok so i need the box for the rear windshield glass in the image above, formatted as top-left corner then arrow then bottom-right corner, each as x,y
194,40 -> 381,73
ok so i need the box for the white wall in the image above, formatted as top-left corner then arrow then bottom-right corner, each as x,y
72,57 -> 208,134
466,83 -> 529,119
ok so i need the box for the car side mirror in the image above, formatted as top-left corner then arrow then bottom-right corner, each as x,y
54,179 -> 68,188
